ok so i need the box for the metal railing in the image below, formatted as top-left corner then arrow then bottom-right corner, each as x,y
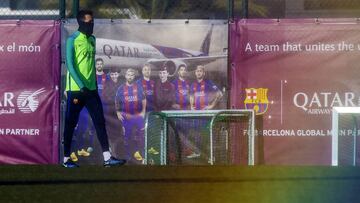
2,0 -> 360,20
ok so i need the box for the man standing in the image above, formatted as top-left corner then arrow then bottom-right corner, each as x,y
171,65 -> 192,157
153,65 -> 179,163
103,67 -> 123,158
188,65 -> 223,159
63,10 -> 126,167
115,68 -> 146,164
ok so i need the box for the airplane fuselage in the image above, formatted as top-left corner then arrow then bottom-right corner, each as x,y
96,38 -> 205,71
98,39 -> 166,60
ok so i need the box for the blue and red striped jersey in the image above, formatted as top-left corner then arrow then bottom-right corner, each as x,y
115,83 -> 145,115
190,79 -> 219,110
97,73 -> 110,96
137,78 -> 155,112
172,79 -> 190,110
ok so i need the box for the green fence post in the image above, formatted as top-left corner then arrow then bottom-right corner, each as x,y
228,0 -> 234,20
72,0 -> 79,17
59,0 -> 65,19
242,0 -> 248,18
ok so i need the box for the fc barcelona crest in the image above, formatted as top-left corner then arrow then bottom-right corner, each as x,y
244,88 -> 269,115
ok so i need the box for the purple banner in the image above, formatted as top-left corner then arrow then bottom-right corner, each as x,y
231,19 -> 360,165
0,20 -> 60,164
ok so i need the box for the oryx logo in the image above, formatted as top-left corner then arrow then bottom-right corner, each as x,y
16,88 -> 45,113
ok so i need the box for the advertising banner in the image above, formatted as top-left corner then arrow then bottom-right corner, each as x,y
0,20 -> 60,164
62,19 -> 228,165
230,19 -> 360,165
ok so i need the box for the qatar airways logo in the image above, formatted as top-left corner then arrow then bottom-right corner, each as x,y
0,88 -> 45,115
179,89 -> 189,96
293,92 -> 358,114
125,95 -> 138,102
145,89 -> 154,96
17,88 -> 45,113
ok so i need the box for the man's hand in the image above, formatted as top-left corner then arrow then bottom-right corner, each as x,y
172,104 -> 181,110
139,112 -> 145,118
203,105 -> 210,110
203,105 -> 213,110
116,111 -> 124,122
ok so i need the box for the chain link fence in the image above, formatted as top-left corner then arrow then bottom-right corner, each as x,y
78,0 -> 229,19
1,0 -> 360,20
0,0 -> 60,19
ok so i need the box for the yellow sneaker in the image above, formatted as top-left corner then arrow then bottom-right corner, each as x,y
134,151 -> 143,161
77,149 -> 90,157
148,147 -> 159,155
70,152 -> 78,162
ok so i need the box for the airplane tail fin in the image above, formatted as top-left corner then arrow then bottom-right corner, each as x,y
200,24 -> 213,55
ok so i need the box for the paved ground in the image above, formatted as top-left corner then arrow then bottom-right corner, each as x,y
0,165 -> 359,202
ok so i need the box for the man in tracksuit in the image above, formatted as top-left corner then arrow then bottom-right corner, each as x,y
63,9 -> 126,168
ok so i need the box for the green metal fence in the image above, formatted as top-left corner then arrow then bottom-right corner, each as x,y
2,0 -> 360,20
0,0 -> 60,19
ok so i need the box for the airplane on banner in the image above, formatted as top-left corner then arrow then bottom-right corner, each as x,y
95,25 -> 227,76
